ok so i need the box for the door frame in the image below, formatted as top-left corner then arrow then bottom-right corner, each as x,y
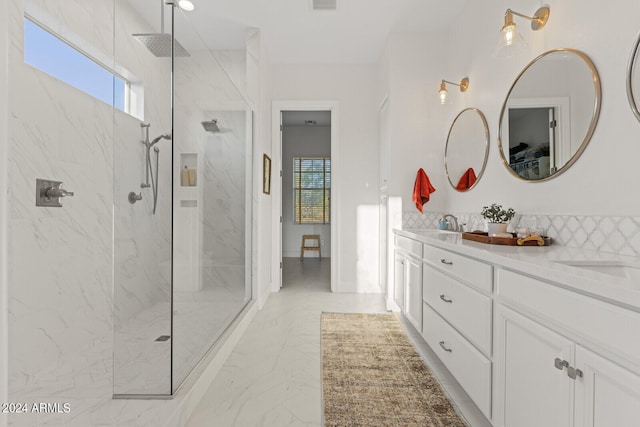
271,101 -> 339,292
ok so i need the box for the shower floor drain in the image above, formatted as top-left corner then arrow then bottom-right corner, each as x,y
155,335 -> 171,342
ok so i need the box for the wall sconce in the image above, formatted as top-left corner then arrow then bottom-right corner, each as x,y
501,7 -> 550,46
439,78 -> 469,104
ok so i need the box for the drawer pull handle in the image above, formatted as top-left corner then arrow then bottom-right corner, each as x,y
554,358 -> 569,371
567,366 -> 583,379
439,341 -> 452,352
439,294 -> 453,303
440,259 -> 453,265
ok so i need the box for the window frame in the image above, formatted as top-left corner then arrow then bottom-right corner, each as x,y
23,15 -> 133,115
293,157 -> 331,224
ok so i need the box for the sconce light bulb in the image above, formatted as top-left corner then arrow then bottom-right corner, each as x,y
503,23 -> 515,46
502,11 -> 516,46
439,81 -> 448,104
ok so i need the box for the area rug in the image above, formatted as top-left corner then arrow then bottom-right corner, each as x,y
321,312 -> 467,426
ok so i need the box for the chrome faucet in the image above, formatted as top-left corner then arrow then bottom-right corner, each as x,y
440,214 -> 462,232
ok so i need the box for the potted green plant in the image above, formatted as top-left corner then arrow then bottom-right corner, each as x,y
481,203 -> 516,236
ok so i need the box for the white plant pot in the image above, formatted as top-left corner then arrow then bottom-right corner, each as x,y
488,222 -> 508,236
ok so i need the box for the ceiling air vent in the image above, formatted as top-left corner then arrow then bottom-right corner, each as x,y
312,0 -> 337,11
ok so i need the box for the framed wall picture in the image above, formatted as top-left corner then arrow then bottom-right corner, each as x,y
263,154 -> 271,195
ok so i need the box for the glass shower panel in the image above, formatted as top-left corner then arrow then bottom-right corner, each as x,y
172,9 -> 253,392
113,0 -> 173,396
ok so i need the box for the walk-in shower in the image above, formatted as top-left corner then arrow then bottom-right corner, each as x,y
6,0 -> 252,423
113,0 -> 253,398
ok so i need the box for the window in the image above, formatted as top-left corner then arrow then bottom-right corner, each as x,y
23,17 -> 129,113
293,157 -> 331,224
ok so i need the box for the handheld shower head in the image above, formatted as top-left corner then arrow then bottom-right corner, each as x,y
150,133 -> 172,147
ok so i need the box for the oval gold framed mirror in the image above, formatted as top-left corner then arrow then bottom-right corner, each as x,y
627,31 -> 640,122
445,108 -> 489,192
498,48 -> 601,182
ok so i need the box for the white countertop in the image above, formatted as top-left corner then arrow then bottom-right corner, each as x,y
394,228 -> 640,311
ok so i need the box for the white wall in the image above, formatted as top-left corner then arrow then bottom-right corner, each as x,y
272,64 -> 381,293
249,29 -> 274,307
434,0 -> 640,216
381,33 -> 449,215
282,125 -> 331,257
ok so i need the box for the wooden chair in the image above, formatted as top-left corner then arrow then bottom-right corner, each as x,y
301,235 -> 321,260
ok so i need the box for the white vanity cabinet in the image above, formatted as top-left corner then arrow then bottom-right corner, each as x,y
574,345 -> 640,427
394,236 -> 423,332
393,229 -> 640,427
493,305 -> 574,427
421,243 -> 493,419
494,268 -> 640,427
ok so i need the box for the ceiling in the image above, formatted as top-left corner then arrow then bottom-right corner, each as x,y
129,0 -> 468,64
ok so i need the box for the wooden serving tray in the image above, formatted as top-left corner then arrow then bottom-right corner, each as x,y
461,231 -> 552,246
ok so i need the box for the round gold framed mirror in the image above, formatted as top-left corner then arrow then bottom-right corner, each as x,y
445,108 -> 489,192
627,31 -> 640,122
498,48 -> 601,182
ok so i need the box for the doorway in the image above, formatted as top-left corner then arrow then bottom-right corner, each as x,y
271,102 -> 339,292
281,111 -> 331,289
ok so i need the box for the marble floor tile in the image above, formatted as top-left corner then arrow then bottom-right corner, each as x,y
186,257 -> 491,427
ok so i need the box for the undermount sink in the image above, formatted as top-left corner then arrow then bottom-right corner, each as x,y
553,260 -> 640,280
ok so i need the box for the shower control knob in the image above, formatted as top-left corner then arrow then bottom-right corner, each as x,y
45,187 -> 74,198
128,192 -> 143,204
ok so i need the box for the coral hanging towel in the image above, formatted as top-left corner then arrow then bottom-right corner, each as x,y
412,168 -> 436,213
456,167 -> 477,190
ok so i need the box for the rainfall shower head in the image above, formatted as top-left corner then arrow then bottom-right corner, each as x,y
132,33 -> 190,57
132,0 -> 190,57
201,119 -> 220,133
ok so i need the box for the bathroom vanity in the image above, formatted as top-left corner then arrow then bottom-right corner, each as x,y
394,229 -> 640,427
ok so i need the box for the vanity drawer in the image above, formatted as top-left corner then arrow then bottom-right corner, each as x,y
423,303 -> 492,418
497,269 -> 640,370
423,263 -> 492,356
396,235 -> 422,258
423,244 -> 492,294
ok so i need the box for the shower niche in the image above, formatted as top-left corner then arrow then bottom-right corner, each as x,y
180,153 -> 197,187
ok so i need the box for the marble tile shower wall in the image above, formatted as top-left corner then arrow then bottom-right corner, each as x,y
403,211 -> 640,257
201,110 -> 247,275
8,0 -> 173,419
8,0 -> 115,406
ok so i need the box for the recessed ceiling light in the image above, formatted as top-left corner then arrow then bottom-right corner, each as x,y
178,0 -> 195,11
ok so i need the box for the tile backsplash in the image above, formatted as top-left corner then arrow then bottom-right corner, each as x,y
402,212 -> 640,257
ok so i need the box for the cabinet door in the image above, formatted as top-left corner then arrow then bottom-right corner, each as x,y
575,345 -> 640,427
393,251 -> 404,311
493,305 -> 574,427
404,256 -> 422,332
